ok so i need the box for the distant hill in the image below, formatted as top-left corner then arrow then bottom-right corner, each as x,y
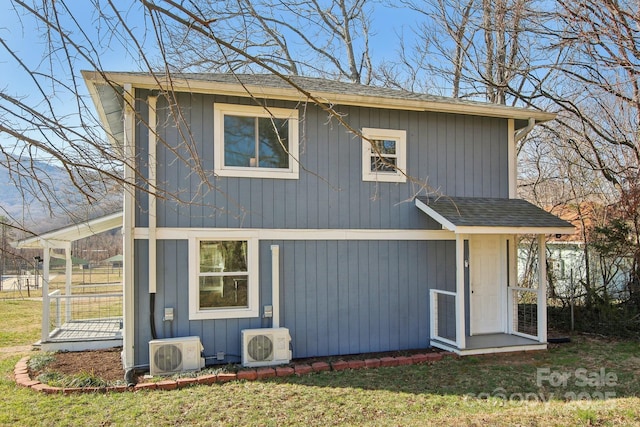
0,161 -> 122,233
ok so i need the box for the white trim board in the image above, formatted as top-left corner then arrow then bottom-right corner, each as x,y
133,228 -> 455,241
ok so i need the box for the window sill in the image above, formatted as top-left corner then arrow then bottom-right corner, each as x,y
362,173 -> 407,183
189,306 -> 259,320
216,167 -> 299,180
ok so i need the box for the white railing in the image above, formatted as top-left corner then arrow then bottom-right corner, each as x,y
45,286 -> 123,341
510,287 -> 539,340
430,289 -> 457,347
48,290 -> 62,332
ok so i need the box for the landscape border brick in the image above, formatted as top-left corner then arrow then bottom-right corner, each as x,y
15,349 -> 451,394
331,360 -> 349,371
294,364 -> 313,375
256,367 -> 276,379
237,370 -> 258,381
365,358 -> 381,368
347,360 -> 366,369
396,356 -> 413,366
379,357 -> 398,367
275,366 -> 295,377
311,362 -> 330,372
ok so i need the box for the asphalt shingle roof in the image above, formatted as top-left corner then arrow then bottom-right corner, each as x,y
100,71 -> 543,113
415,196 -> 574,230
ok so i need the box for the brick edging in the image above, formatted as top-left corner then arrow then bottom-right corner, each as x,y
14,351 -> 454,394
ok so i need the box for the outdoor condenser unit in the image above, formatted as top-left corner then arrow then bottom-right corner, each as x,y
241,328 -> 292,367
149,336 -> 205,376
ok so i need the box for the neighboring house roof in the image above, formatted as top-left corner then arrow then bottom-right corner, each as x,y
82,71 -> 556,147
545,202 -> 604,243
12,211 -> 123,249
415,196 -> 575,235
103,254 -> 123,263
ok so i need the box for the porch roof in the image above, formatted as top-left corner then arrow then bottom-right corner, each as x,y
415,196 -> 575,235
13,212 -> 123,249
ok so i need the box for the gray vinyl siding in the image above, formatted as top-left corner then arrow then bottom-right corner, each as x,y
132,89 -> 505,365
133,239 -> 456,365
136,92 -> 508,229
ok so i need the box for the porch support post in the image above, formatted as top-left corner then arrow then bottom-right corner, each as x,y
41,244 -> 51,343
65,243 -> 72,322
507,235 -> 517,335
537,234 -> 547,343
456,233 -> 466,350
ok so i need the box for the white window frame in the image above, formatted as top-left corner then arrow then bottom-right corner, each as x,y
214,103 -> 299,179
188,236 -> 259,320
361,127 -> 407,183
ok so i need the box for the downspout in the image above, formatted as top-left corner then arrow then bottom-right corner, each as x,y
148,95 -> 158,340
510,118 -> 536,199
271,245 -> 280,328
515,117 -> 536,143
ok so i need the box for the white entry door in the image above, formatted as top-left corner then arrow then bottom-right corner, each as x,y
469,235 -> 505,334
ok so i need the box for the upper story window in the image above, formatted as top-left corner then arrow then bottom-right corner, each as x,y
214,103 -> 299,179
361,128 -> 407,183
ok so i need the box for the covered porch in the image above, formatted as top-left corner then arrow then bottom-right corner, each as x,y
13,212 -> 124,352
416,196 -> 574,356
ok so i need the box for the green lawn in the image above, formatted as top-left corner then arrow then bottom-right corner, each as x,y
1,299 -> 639,426
0,300 -> 42,347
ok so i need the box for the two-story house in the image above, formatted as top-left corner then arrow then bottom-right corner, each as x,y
84,71 -> 573,374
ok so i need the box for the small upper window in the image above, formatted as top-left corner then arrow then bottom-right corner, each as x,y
214,103 -> 299,179
361,128 -> 407,183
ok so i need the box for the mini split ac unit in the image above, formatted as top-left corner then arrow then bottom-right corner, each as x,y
149,336 -> 205,376
242,328 -> 292,367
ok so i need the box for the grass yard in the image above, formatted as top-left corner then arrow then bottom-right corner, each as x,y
1,299 -> 639,426
0,300 -> 42,348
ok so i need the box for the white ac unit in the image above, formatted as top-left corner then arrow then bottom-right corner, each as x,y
149,336 -> 205,376
241,328 -> 292,367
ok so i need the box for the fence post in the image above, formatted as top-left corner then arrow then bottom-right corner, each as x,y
570,268 -> 575,331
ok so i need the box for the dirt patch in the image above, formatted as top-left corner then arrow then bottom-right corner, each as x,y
37,347 -> 124,383
0,345 -> 33,354
31,347 -> 441,385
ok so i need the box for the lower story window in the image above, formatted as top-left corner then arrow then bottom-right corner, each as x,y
189,237 -> 259,320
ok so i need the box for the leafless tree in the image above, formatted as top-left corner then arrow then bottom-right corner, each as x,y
159,0 -> 375,84
545,0 -> 640,188
396,0 -> 551,105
